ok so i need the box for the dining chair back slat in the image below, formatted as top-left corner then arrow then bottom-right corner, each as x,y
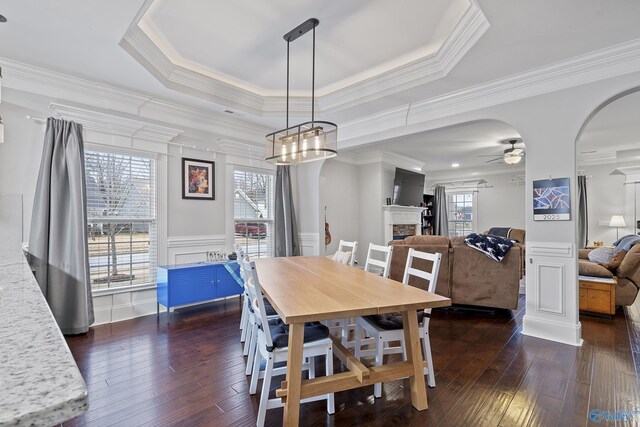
242,257 -> 274,350
364,243 -> 393,278
403,248 -> 441,312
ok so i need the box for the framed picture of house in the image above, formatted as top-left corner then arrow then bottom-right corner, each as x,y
533,177 -> 570,220
182,158 -> 215,200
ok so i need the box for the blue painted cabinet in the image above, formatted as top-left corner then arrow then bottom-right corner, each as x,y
157,262 -> 243,312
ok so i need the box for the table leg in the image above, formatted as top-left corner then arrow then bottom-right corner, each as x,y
402,310 -> 428,410
283,322 -> 305,427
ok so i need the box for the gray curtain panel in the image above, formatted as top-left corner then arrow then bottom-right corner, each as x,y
433,185 -> 449,237
274,165 -> 301,257
577,175 -> 588,248
28,118 -> 94,335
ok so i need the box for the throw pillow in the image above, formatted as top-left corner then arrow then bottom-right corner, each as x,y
602,249 -> 627,272
587,247 -> 614,265
332,250 -> 352,265
578,260 -> 614,278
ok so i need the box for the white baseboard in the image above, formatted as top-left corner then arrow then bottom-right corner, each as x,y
521,315 -> 583,346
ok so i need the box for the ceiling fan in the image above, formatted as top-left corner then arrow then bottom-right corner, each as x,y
479,138 -> 525,164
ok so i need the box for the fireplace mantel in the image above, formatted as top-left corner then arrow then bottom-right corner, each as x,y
382,205 -> 424,243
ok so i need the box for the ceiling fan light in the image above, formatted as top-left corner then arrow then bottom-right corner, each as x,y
504,155 -> 522,164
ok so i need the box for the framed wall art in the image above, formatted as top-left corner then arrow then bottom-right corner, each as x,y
533,177 -> 570,220
182,157 -> 215,200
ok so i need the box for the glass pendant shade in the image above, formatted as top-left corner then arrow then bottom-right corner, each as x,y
266,120 -> 337,165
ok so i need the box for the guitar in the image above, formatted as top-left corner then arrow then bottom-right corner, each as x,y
324,206 -> 332,246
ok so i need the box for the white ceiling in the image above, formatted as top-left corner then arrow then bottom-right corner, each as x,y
140,0 -> 469,95
0,1 -> 639,171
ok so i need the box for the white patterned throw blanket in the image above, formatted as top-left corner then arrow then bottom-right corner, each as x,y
464,233 -> 514,262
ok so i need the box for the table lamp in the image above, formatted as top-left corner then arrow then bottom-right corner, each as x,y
609,215 -> 626,240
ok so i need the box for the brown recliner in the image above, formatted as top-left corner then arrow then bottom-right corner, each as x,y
579,245 -> 640,306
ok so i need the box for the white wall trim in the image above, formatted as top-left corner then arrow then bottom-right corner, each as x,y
299,232 -> 320,256
528,241 -> 574,257
167,235 -> 228,266
50,102 -> 183,144
339,37 -> 640,146
4,35 -> 640,157
521,315 -> 583,347
522,241 -> 581,346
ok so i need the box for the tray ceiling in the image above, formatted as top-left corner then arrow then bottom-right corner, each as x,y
123,0 -> 486,114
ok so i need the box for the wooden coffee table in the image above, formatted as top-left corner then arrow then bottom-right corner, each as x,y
578,275 -> 616,316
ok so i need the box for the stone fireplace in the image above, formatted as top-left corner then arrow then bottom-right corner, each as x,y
392,224 -> 418,239
382,205 -> 424,243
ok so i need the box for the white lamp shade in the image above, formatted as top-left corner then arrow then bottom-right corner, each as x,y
504,154 -> 522,164
609,215 -> 626,228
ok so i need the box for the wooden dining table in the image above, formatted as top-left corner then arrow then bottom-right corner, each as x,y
253,256 -> 451,426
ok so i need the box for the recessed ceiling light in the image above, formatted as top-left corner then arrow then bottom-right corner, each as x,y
451,163 -> 460,168
0,14 -> 6,23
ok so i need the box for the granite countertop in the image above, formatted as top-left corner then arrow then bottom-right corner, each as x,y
0,248 -> 88,426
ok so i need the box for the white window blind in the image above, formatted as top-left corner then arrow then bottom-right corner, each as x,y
85,150 -> 157,290
233,169 -> 275,258
448,192 -> 473,238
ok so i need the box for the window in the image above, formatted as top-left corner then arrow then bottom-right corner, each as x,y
85,150 -> 157,290
233,169 -> 275,258
448,192 -> 473,238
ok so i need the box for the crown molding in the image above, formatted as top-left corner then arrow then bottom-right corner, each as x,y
120,0 -> 489,116
350,150 -> 425,171
340,37 -> 640,146
407,37 -> 640,125
49,102 -> 183,143
139,99 -> 269,143
0,57 -> 151,114
319,1 -> 490,113
0,56 -> 271,150
577,152 -> 617,166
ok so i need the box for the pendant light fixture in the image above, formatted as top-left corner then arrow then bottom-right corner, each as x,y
265,18 -> 337,165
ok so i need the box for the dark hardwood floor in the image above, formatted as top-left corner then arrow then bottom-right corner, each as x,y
64,295 -> 640,426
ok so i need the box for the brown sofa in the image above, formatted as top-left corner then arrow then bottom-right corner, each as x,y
389,233 -> 525,310
578,245 -> 640,306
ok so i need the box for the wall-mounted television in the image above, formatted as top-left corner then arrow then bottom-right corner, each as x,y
392,167 -> 425,206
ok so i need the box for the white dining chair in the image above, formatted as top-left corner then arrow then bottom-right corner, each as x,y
340,243 -> 394,349
243,258 -> 335,427
237,250 -> 279,377
237,245 -> 250,343
332,239 -> 358,266
325,240 -> 359,345
355,247 -> 441,397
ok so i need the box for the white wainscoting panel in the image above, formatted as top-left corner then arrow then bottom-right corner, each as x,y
299,233 -> 320,256
167,234 -> 227,265
522,241 -> 582,346
536,263 -> 565,315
